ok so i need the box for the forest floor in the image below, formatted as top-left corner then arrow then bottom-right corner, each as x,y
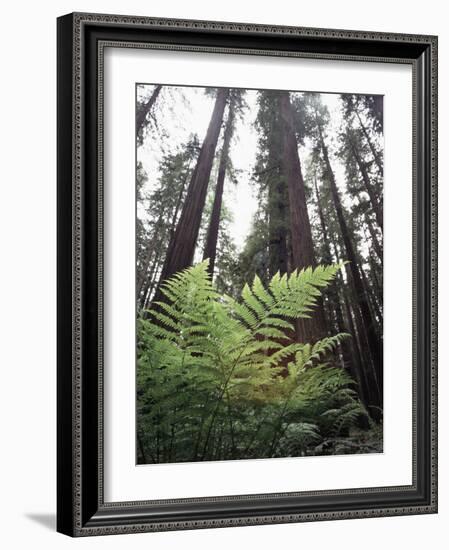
310,424 -> 383,456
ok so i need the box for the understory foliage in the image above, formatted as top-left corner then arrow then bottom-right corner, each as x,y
137,261 -> 374,464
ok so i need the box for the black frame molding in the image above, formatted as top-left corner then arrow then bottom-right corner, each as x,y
57,12 -> 438,537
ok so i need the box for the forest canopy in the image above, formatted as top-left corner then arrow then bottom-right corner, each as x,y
136,85 -> 384,464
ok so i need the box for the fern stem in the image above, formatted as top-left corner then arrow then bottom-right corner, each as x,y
225,390 -> 237,458
267,390 -> 296,457
137,434 -> 147,463
199,358 -> 242,460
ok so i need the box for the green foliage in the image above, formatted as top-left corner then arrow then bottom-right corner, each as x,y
136,136 -> 200,309
137,261 -> 371,463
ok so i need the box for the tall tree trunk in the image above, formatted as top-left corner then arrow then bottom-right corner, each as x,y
342,289 -> 371,408
361,257 -> 383,330
318,123 -> 383,416
136,85 -> 162,137
137,160 -> 193,309
360,225 -> 383,328
314,177 -> 359,375
354,108 -> 383,174
329,231 -> 371,409
313,176 -> 331,262
153,88 -> 229,301
169,160 -> 194,241
268,175 -> 289,277
140,246 -> 164,309
203,103 -> 234,278
372,96 -> 383,132
137,212 -> 165,299
349,139 -> 383,231
369,252 -> 383,312
359,263 -> 381,330
278,91 -> 326,343
279,92 -> 316,273
365,212 -> 383,262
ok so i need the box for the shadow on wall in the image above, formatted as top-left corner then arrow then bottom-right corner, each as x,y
25,513 -> 55,531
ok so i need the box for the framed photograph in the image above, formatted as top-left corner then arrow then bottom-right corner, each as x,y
57,12 -> 438,536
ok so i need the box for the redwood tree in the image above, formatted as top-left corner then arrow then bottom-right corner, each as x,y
202,100 -> 236,277
278,91 -> 326,343
348,133 -> 383,230
136,85 -> 162,142
136,137 -> 200,309
254,91 -> 289,280
310,96 -> 383,414
153,88 -> 229,301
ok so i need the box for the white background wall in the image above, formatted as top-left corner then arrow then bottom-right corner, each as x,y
0,0 -> 446,548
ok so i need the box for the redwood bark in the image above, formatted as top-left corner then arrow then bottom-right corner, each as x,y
268,176 -> 289,277
169,160 -> 194,241
202,103 -> 234,278
278,91 -> 326,343
279,93 -> 316,273
154,88 -> 229,299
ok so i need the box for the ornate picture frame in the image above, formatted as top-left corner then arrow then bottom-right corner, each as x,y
57,12 -> 437,536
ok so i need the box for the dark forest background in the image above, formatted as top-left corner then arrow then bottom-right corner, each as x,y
136,85 -> 383,464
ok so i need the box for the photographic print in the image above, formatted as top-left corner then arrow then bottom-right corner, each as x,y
136,84 -> 384,465
57,15 -> 437,534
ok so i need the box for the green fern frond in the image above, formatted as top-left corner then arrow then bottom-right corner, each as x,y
252,274 -> 275,307
136,260 -> 371,463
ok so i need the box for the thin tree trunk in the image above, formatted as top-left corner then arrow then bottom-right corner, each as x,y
350,139 -> 383,231
136,212 -> 165,299
365,212 -> 383,262
364,257 -> 383,328
153,88 -> 229,302
137,434 -> 147,463
313,176 -> 331,261
318,123 -> 382,416
138,151 -> 197,311
203,103 -> 234,277
343,293 -> 377,418
313,176 -> 345,361
278,91 -> 326,343
141,160 -> 193,308
354,108 -> 383,174
369,252 -> 383,313
342,290 -> 371,409
136,85 -> 162,137
372,96 -> 383,132
331,236 -> 371,409
359,263 -> 381,329
360,225 -> 383,328
140,247 -> 164,309
137,243 -> 154,302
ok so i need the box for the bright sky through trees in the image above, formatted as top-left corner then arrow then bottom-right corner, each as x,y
137,86 -> 344,252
